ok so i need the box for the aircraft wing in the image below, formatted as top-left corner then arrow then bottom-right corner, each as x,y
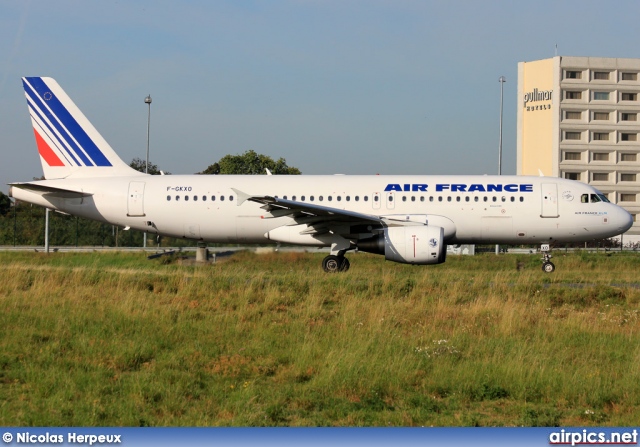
233,188 -> 417,229
8,182 -> 93,198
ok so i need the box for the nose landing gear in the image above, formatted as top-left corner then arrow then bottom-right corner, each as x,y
540,244 -> 555,273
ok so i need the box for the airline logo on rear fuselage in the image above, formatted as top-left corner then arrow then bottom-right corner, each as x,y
384,184 -> 534,192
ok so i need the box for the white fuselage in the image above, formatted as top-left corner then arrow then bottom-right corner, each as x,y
10,174 -> 633,246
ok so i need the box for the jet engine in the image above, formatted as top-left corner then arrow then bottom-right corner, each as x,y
357,226 -> 446,265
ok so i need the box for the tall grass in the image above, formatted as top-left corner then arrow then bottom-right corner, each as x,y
0,250 -> 639,426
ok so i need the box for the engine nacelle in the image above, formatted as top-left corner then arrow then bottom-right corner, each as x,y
358,226 -> 446,265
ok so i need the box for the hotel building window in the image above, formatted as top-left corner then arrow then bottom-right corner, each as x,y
592,132 -> 610,141
621,112 -> 637,121
620,193 -> 636,202
593,71 -> 610,80
564,152 -> 581,161
621,92 -> 638,101
593,112 -> 609,120
565,70 -> 582,79
592,152 -> 609,161
621,73 -> 638,81
565,172 -> 581,180
565,111 -> 582,120
621,133 -> 637,141
565,91 -> 582,100
620,173 -> 637,182
564,131 -> 582,140
593,92 -> 609,100
592,173 -> 609,181
620,153 -> 637,162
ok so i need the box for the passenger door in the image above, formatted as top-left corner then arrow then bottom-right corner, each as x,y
541,183 -> 559,218
127,182 -> 145,217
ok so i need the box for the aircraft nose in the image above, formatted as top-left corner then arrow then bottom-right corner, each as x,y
614,206 -> 634,233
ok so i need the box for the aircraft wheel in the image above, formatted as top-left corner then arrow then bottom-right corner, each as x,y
542,262 -> 555,273
322,255 -> 350,273
322,255 -> 341,273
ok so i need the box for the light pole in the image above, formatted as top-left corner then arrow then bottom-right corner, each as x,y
498,76 -> 506,176
496,76 -> 506,256
144,94 -> 152,248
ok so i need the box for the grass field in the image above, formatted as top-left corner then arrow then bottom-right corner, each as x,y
0,250 -> 639,426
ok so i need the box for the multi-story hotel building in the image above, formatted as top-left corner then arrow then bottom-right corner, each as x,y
517,56 -> 640,236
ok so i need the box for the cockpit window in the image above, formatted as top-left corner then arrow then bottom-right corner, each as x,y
582,193 -> 609,203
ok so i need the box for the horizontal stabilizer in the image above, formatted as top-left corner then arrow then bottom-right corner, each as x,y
9,182 -> 92,198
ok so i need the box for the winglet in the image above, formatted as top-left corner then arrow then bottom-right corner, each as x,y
231,188 -> 251,206
265,168 -> 272,175
538,169 -> 545,177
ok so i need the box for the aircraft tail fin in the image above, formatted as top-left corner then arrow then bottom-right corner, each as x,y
21,77 -> 140,179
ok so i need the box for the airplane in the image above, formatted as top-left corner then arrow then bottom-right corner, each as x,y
8,77 -> 634,273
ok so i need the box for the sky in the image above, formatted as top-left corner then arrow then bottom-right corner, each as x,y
1,0 -> 640,192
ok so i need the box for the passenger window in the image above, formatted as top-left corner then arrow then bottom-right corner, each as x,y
364,196 -> 369,202
319,196 -> 324,202
283,196 -> 288,200
483,197 -> 488,202
203,196 -> 207,201
520,197 -> 524,202
447,197 -> 452,202
167,195 -> 171,201
411,196 -> 415,202
465,197 -> 470,202
429,196 -> 433,202
346,196 -> 350,201
474,196 -> 479,202
388,196 -> 393,202
292,196 -> 296,201
510,197 -> 515,202
456,197 -> 460,202
185,195 -> 189,201
374,196 -> 379,202
337,196 -> 342,201
229,195 -> 234,201
492,197 -> 497,202
328,196 -> 332,201
176,195 -> 180,201
212,196 -> 215,201
438,197 -> 443,202
355,196 -> 359,201
420,197 -> 425,202
501,196 -> 506,202
301,196 -> 305,201
402,196 -> 407,202
310,196 -> 314,201
194,195 -> 198,201
220,196 -> 224,201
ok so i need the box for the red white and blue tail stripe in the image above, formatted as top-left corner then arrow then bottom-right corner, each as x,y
22,77 -> 138,179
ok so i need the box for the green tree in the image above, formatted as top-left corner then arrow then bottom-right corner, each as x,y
129,158 -> 170,175
0,192 -> 11,216
198,150 -> 301,175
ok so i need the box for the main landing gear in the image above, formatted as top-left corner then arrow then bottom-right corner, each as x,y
322,254 -> 350,273
540,244 -> 555,273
